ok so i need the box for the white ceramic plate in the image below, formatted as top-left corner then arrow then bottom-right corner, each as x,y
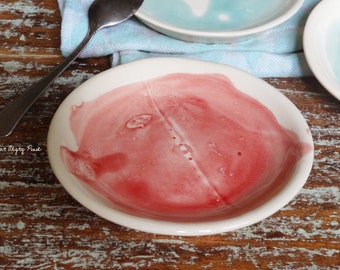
135,0 -> 304,43
304,0 -> 340,101
48,58 -> 314,236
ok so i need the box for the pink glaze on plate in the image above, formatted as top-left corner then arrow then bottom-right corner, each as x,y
61,73 -> 311,221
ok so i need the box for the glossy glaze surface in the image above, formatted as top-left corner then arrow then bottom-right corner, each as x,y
47,58 -> 314,235
136,0 -> 303,42
304,0 -> 340,100
60,73 -> 310,221
326,20 -> 340,84
139,0 -> 283,31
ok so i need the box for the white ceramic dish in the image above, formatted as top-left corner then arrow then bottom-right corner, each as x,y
135,0 -> 304,43
304,0 -> 340,101
48,58 -> 314,236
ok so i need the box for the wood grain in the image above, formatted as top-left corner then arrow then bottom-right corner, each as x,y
0,0 -> 339,269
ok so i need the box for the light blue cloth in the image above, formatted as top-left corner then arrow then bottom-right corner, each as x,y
57,0 -> 320,77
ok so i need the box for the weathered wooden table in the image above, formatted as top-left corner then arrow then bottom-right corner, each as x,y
0,1 -> 339,269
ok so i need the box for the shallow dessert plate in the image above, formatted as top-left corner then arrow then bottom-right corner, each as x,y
48,58 -> 314,236
135,0 -> 304,43
304,0 -> 340,101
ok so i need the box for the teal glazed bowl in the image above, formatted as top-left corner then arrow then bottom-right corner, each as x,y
136,0 -> 304,43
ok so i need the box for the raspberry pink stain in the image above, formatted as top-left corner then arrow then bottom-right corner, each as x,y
61,73 -> 311,221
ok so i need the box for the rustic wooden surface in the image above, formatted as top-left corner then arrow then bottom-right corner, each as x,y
0,0 -> 339,269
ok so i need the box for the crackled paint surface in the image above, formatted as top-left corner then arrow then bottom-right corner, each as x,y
61,73 -> 310,220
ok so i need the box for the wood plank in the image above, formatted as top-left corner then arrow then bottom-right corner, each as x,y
0,0 -> 339,269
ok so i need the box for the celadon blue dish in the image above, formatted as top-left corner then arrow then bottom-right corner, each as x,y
304,0 -> 340,101
135,0 -> 304,43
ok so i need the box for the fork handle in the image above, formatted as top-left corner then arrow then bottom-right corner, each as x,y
0,30 -> 94,137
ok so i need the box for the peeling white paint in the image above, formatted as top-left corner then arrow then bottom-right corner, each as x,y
299,186 -> 340,205
0,2 -> 55,16
19,34 -> 26,41
3,61 -> 25,72
0,1 -> 339,269
66,223 -> 90,231
151,238 -> 186,245
16,220 -> 26,230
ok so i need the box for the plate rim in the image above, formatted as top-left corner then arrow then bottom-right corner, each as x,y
135,0 -> 304,42
303,0 -> 340,101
